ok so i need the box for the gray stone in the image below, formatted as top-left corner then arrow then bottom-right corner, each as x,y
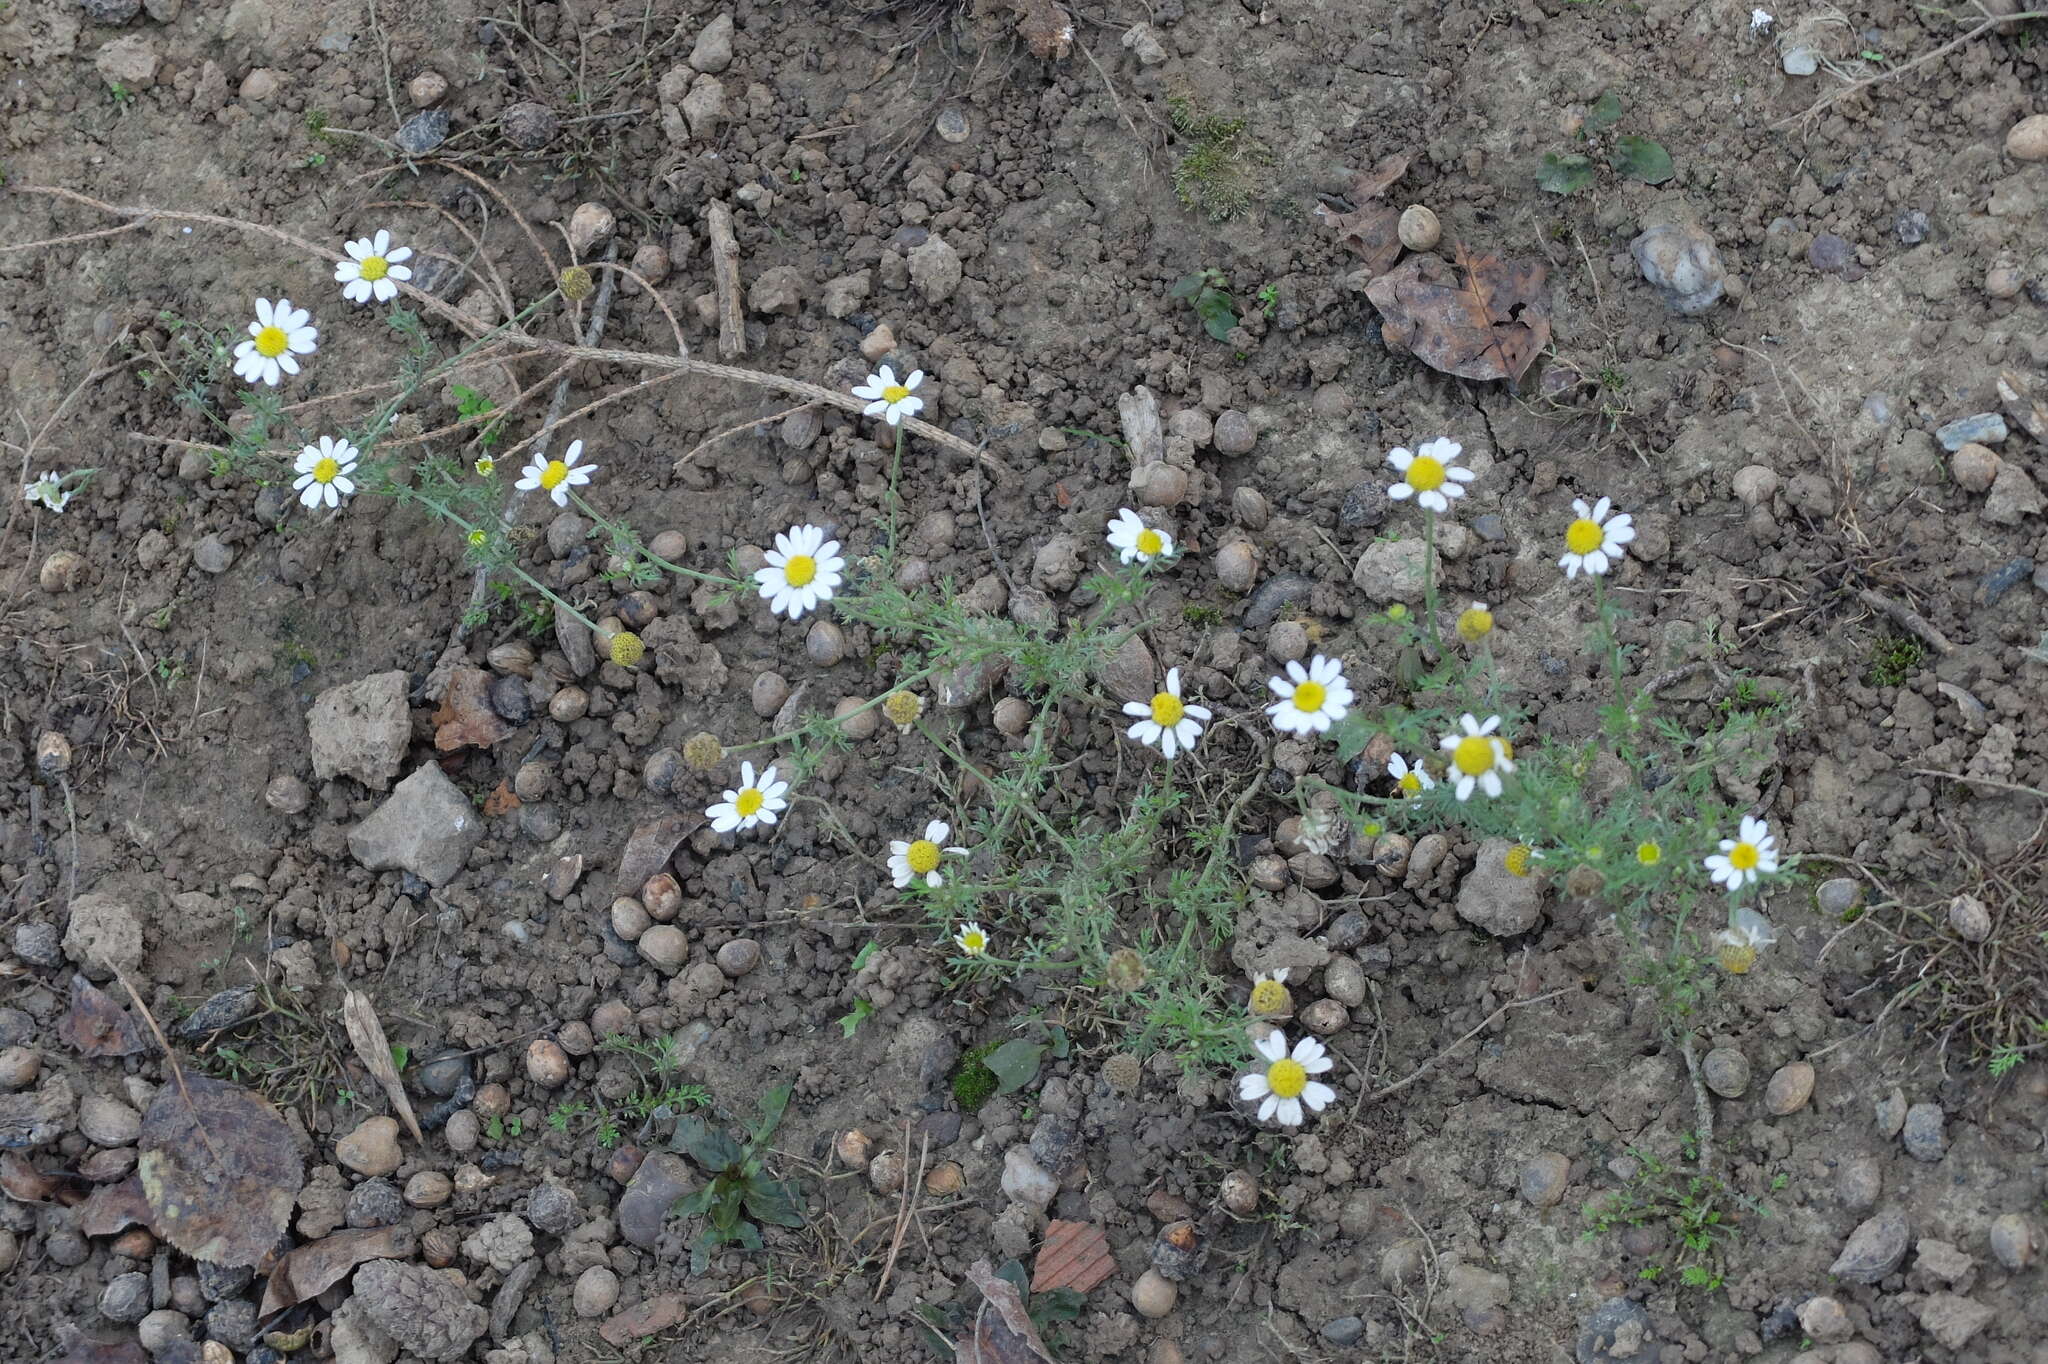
1519,1151 -> 1570,1207
1935,413 -> 2007,450
617,1152 -> 691,1248
688,13 -> 734,72
81,0 -> 143,22
1830,1207 -> 1910,1283
1631,222 -> 1726,314
1917,1294 -> 1994,1350
1836,1154 -> 1881,1210
501,101 -> 558,150
346,1178 -> 404,1229
191,534 -> 235,574
526,1181 -> 578,1236
1782,47 -> 1819,75
680,77 -> 726,140
12,922 -> 62,968
908,235 -> 963,305
1990,1213 -> 2035,1270
1895,209 -> 1929,245
934,107 -> 970,143
204,1299 -> 258,1351
1902,1102 -> 1947,1160
347,764 -> 485,887
1875,1086 -> 1906,1136
100,1271 -> 150,1323
1576,1297 -> 1652,1364
1001,1146 -> 1057,1208
1455,837 -> 1545,937
63,892 -> 145,979
1807,234 -> 1851,273
1244,573 -> 1315,630
307,671 -> 410,791
1212,410 -> 1256,455
395,110 -> 450,156
820,271 -> 870,320
1981,462 -> 2043,526
1350,538 -> 1433,604
1321,1316 -> 1365,1346
1815,877 -> 1863,917
1339,479 -> 1389,531
1797,1296 -> 1851,1342
747,265 -> 803,317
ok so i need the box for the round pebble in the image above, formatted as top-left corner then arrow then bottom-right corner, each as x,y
1990,1213 -> 2036,1270
1731,465 -> 1779,507
40,551 -> 87,593
526,1038 -> 571,1087
575,1265 -> 620,1317
1764,1061 -> 1814,1115
1816,877 -> 1864,917
408,71 -> 448,107
405,1171 -> 454,1208
1702,1047 -> 1750,1098
715,938 -> 761,976
502,101 -> 559,150
1398,205 -> 1441,251
1212,410 -> 1256,455
137,1310 -> 191,1353
1902,1102 -> 1947,1160
752,671 -> 790,719
1131,1269 -> 1177,1318
100,1271 -> 150,1323
2007,113 -> 2048,162
1951,443 -> 2000,493
610,897 -> 651,942
992,696 -> 1032,736
806,621 -> 846,667
1266,621 -> 1308,662
1214,540 -> 1259,594
1518,1151 -> 1570,1207
935,108 -> 970,143
637,925 -> 689,974
0,1046 -> 40,1089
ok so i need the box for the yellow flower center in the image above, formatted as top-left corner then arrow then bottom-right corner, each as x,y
253,325 -> 289,358
467,529 -> 488,548
783,554 -> 817,587
1728,842 -> 1759,871
539,459 -> 570,490
359,256 -> 389,282
1266,1057 -> 1308,1099
959,929 -> 986,954
476,457 -> 495,477
882,383 -> 910,403
1457,607 -> 1493,642
1135,528 -> 1164,557
1248,979 -> 1290,1015
1636,842 -> 1662,866
609,631 -> 645,667
1150,691 -> 1185,726
905,839 -> 942,875
1405,455 -> 1446,492
1566,518 -> 1604,556
1505,845 -> 1534,877
1291,680 -> 1327,714
1398,772 -> 1423,795
1453,735 -> 1496,776
1717,942 -> 1757,975
734,788 -> 764,817
311,456 -> 340,485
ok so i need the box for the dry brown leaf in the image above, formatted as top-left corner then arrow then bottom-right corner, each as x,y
432,667 -> 513,753
1,1152 -> 91,1206
615,812 -> 703,891
1002,0 -> 1073,58
1030,1220 -> 1114,1295
341,989 -> 424,1146
259,1224 -> 416,1315
80,1176 -> 158,1235
598,1292 -> 689,1346
137,1075 -> 302,1268
1317,154 -> 1411,277
1365,243 -> 1551,387
58,975 -> 149,1058
481,779 -> 521,817
959,1260 -> 1056,1364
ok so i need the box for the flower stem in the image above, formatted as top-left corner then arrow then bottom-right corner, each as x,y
885,423 -> 907,555
1422,509 -> 1442,652
405,488 -> 604,635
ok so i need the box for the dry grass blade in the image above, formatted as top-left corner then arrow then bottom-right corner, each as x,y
341,987 -> 425,1145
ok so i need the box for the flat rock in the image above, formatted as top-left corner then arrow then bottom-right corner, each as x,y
347,764 -> 484,887
308,671 -> 410,790
1830,1207 -> 1910,1283
1519,1151 -> 1570,1207
908,235 -> 963,305
1935,413 -> 2006,450
1902,1102 -> 1947,1161
1576,1297 -> 1652,1364
63,891 -> 145,979
1981,462 -> 2043,526
1350,538 -> 1433,604
1455,838 -> 1544,937
1917,1293 -> 1994,1350
617,1152 -> 691,1248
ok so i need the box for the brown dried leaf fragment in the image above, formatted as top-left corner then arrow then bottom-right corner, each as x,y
340,988 -> 425,1146
1,1152 -> 91,1206
1317,154 -> 1411,277
58,975 -> 149,1058
80,1175 -> 157,1234
432,667 -> 513,752
260,1224 -> 417,1315
1365,243 -> 1551,387
137,1075 -> 302,1268
1002,0 -> 1073,58
959,1259 -> 1056,1364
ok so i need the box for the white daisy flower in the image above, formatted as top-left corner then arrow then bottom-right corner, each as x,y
1236,1030 -> 1337,1127
292,436 -> 360,510
334,229 -> 415,305
952,921 -> 990,956
23,472 -> 78,514
706,761 -> 789,834
1122,666 -> 1211,760
1559,496 -> 1636,580
1385,437 -> 1475,514
1106,507 -> 1174,565
1388,753 -> 1435,797
1712,906 -> 1777,974
514,438 -> 598,509
1438,713 -> 1514,801
754,524 -> 846,620
1266,655 -> 1354,736
888,819 -> 969,890
1704,815 -> 1780,893
232,297 -> 318,387
851,365 -> 925,426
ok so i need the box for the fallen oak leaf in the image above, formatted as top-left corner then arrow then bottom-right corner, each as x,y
138,1075 -> 302,1268
259,1223 -> 417,1315
57,975 -> 149,1058
1365,242 -> 1551,388
1317,153 -> 1411,278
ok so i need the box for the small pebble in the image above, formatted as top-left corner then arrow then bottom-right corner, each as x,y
715,938 -> 761,977
1990,1213 -> 2036,1270
1398,205 -> 1441,251
1212,410 -> 1257,455
638,925 -> 689,974
752,671 -> 790,719
1951,443 -> 2000,493
1816,877 -> 1864,917
1902,1102 -> 1947,1161
525,1038 -> 571,1087
2007,113 -> 2048,162
1782,47 -> 1819,75
1518,1151 -> 1570,1207
1935,413 -> 2007,451
1702,1047 -> 1750,1098
1894,209 -> 1929,245
574,1266 -> 620,1318
408,71 -> 448,107
1764,1061 -> 1814,1115
1875,1086 -> 1907,1137
935,108 -> 970,143
1131,1269 -> 1177,1318
1214,540 -> 1259,593
1732,465 -> 1779,507
1807,234 -> 1851,274
395,109 -> 451,155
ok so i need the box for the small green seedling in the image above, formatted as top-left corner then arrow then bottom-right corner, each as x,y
1537,91 -> 1673,194
670,1084 -> 803,1274
1170,269 -> 1239,343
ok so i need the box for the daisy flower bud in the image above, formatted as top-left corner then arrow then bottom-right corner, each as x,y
608,630 -> 646,667
882,690 -> 924,732
1456,600 -> 1494,642
683,731 -> 725,771
559,265 -> 596,300
1248,969 -> 1292,1018
1105,949 -> 1147,991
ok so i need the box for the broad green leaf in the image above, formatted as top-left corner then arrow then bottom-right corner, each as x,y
744,1179 -> 805,1228
1536,153 -> 1595,196
672,1115 -> 742,1172
1196,296 -> 1239,342
1613,136 -> 1673,185
1168,273 -> 1203,301
993,1259 -> 1031,1303
1584,91 -> 1624,133
753,1084 -> 792,1144
983,1040 -> 1046,1095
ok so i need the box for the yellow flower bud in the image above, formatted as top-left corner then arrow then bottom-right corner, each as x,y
881,690 -> 924,731
1504,844 -> 1536,878
1456,602 -> 1494,642
683,731 -> 724,770
608,630 -> 645,667
559,265 -> 595,301
1716,942 -> 1758,975
1248,974 -> 1292,1017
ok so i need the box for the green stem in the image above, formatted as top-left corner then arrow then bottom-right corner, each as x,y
1593,576 -> 1627,698
885,422 -> 907,554
724,664 -> 943,754
1422,509 -> 1441,652
406,489 -> 603,635
916,715 -> 1064,843
566,490 -> 745,591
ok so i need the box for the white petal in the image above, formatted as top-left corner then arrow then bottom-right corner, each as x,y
1255,1032 -> 1287,1063
1239,1073 -> 1269,1101
1258,1094 -> 1280,1122
1387,448 -> 1413,470
1387,483 -> 1415,501
1275,1098 -> 1304,1127
1301,1081 -> 1337,1110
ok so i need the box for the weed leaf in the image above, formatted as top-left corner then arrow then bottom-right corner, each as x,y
1613,135 -> 1674,185
1585,92 -> 1625,133
984,1040 -> 1047,1095
1536,152 -> 1595,196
